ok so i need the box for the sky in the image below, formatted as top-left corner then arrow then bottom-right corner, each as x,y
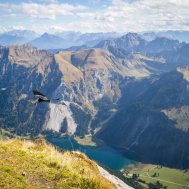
0,0 -> 189,33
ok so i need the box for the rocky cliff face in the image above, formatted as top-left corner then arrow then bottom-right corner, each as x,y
45,48 -> 126,135
0,45 -> 129,136
47,46 -> 183,135
0,43 -> 160,136
0,44 -> 62,136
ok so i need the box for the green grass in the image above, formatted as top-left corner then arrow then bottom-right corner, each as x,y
0,139 -> 115,189
123,163 -> 189,189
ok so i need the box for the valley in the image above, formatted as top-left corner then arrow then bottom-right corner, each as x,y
122,163 -> 189,189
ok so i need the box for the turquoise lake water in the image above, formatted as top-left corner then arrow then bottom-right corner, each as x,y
47,136 -> 135,171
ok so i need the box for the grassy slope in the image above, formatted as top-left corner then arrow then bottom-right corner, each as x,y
0,139 -> 115,189
123,163 -> 189,189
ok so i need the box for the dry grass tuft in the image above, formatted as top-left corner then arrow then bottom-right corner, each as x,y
0,139 -> 115,189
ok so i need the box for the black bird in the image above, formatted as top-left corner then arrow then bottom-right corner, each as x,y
32,90 -> 66,105
37,97 -> 50,103
32,90 -> 50,103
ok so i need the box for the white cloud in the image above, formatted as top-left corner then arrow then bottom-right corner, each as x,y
0,2 -> 87,20
74,0 -> 189,32
40,0 -> 59,3
0,0 -> 189,32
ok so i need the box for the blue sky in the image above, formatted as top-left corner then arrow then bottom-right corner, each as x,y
0,0 -> 189,33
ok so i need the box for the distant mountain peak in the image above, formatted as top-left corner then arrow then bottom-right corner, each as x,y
122,32 -> 142,39
153,36 -> 179,42
31,33 -> 65,49
96,32 -> 146,54
40,32 -> 61,38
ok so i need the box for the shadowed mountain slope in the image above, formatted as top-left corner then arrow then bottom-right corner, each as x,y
98,65 -> 189,168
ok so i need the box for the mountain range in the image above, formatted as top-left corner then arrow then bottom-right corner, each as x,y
0,30 -> 121,49
0,30 -> 38,46
142,30 -> 189,43
1,29 -> 189,49
0,32 -> 189,169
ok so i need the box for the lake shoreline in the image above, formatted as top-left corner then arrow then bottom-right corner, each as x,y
46,135 -> 136,171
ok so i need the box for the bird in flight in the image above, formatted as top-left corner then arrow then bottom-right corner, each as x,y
32,90 -> 50,103
32,90 -> 66,105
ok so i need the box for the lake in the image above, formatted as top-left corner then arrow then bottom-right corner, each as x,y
47,136 -> 135,171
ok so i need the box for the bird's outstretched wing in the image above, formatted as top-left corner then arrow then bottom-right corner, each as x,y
32,90 -> 50,103
33,90 -> 46,97
38,98 -> 50,103
29,98 -> 39,104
